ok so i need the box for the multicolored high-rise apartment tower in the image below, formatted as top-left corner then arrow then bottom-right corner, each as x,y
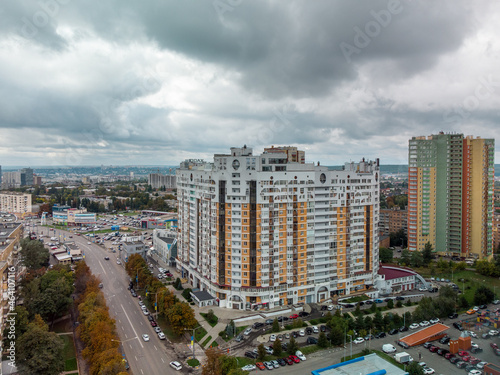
408,133 -> 495,259
176,146 -> 380,310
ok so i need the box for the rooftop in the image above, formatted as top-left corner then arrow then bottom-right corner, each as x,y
191,290 -> 216,302
400,323 -> 449,347
311,354 -> 408,375
378,266 -> 417,281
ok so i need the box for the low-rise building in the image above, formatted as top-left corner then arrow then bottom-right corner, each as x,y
121,240 -> 147,262
190,290 -> 216,308
152,229 -> 177,264
63,242 -> 83,261
54,253 -> 72,265
52,204 -> 96,227
375,265 -> 427,295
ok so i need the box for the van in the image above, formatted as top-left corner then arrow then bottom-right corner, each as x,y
382,344 -> 396,353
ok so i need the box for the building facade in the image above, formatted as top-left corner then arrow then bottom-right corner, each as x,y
379,208 -> 407,237
148,173 -> 176,190
52,204 -> 96,226
176,146 -> 380,310
408,133 -> 495,259
152,228 -> 177,264
0,193 -> 32,216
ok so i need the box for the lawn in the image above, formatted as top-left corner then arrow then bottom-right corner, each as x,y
187,358 -> 200,367
200,312 -> 219,327
60,334 -> 78,372
235,325 -> 248,335
195,325 -> 208,342
201,335 -> 212,347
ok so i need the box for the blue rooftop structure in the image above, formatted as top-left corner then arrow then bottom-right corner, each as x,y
311,354 -> 409,375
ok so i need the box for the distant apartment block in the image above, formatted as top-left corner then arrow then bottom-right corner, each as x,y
408,133 -> 495,259
379,208 -> 407,236
1,168 -> 34,188
52,204 -> 96,226
0,192 -> 32,216
176,146 -> 380,310
493,213 -> 500,252
148,173 -> 176,189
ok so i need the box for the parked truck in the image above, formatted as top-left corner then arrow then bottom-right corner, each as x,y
394,352 -> 411,364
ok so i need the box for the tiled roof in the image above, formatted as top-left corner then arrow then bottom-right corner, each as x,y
378,266 -> 416,280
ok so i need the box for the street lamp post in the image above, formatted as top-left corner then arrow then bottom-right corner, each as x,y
185,326 -> 204,359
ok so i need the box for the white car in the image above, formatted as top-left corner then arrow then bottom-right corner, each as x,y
242,365 -> 256,371
312,326 -> 319,333
410,323 -> 420,329
154,327 -> 162,333
382,344 -> 396,353
116,260 -> 121,265
269,334 -> 276,342
493,299 -> 500,305
142,309 -> 149,315
488,329 -> 499,336
139,301 -> 144,306
299,330 -> 305,337
418,362 -> 426,367
327,305 -> 334,311
419,321 -> 430,327
169,361 -> 182,371
158,332 -> 166,340
353,337 -> 365,344
419,287 -> 428,292
473,306 -> 479,311
87,241 -> 91,245
476,362 -> 487,369
142,334 -> 150,342
467,331 -> 477,338
423,367 -> 435,374
468,370 -> 482,375
429,318 -> 440,324
295,350 -> 306,361
243,327 -> 252,335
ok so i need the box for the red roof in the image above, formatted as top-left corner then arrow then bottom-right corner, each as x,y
400,323 -> 449,347
378,266 -> 416,281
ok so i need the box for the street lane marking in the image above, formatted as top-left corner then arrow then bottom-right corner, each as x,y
154,345 -> 158,351
98,260 -> 108,276
161,358 -> 165,363
121,304 -> 143,349
140,369 -> 144,375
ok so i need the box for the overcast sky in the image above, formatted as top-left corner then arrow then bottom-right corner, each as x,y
0,0 -> 499,167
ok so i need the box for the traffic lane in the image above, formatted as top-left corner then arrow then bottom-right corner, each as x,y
70,234 -> 181,375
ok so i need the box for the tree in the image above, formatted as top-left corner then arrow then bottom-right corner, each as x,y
202,347 -> 222,375
273,339 -> 282,356
410,251 -> 424,268
459,295 -> 470,309
396,300 -> 403,308
400,249 -> 411,266
219,355 -> 238,375
287,336 -> 299,355
166,302 -> 197,335
328,325 -> 343,346
17,315 -> 65,375
407,361 -> 425,375
379,247 -> 393,263
474,285 -> 495,305
387,299 -> 394,309
373,310 -> 384,331
318,331 -> 328,348
19,238 -> 49,271
272,317 -> 280,332
422,242 -> 433,265
257,343 -> 266,361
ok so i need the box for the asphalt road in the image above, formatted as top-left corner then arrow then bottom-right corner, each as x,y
42,227 -> 184,375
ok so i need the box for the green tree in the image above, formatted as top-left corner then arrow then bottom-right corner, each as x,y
20,238 -> 49,271
273,339 -> 282,356
474,285 -> 495,305
400,249 -> 411,266
17,315 -> 65,375
318,331 -> 328,348
328,325 -> 343,346
407,361 -> 425,375
272,318 -> 280,333
396,300 -> 403,308
287,336 -> 299,355
387,299 -> 394,309
410,251 -> 424,268
422,242 -> 433,265
459,295 -> 470,309
257,343 -> 266,361
364,316 -> 373,330
379,247 -> 393,263
373,310 -> 384,331
219,355 -> 238,375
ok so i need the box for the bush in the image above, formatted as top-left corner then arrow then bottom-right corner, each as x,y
182,288 -> 192,301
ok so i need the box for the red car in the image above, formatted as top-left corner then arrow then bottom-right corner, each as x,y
445,353 -> 455,360
289,314 -> 299,319
289,355 -> 300,363
469,357 -> 480,365
283,357 -> 293,365
458,350 -> 468,357
256,362 -> 265,370
491,343 -> 499,350
462,355 -> 470,362
429,346 -> 439,353
151,321 -> 157,327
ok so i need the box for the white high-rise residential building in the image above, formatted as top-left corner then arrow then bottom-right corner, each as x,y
176,146 -> 380,310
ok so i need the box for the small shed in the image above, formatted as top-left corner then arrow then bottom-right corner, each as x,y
190,290 -> 216,307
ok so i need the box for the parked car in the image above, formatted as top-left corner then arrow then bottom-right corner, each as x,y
423,342 -> 432,349
420,321 -> 430,327
265,319 -> 274,325
289,314 -> 299,319
398,341 -> 409,349
169,361 -> 182,371
429,318 -> 440,324
399,326 -> 409,332
453,322 -> 464,331
295,351 -> 306,361
241,365 -> 256,371
375,331 -> 386,339
244,327 -> 252,335
306,337 -> 318,345
389,328 -> 399,335
353,337 -> 365,344
449,313 -> 459,319
410,323 -> 420,330
439,336 -> 450,344
269,334 -> 277,342
289,355 -> 300,363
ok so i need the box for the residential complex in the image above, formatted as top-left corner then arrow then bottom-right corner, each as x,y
1,168 -> 39,188
408,133 -> 495,259
379,208 -> 407,237
152,228 -> 177,265
52,204 -> 96,226
148,172 -> 176,190
176,146 -> 380,310
0,192 -> 32,216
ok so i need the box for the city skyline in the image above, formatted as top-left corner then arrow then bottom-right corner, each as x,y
1,1 -> 499,166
